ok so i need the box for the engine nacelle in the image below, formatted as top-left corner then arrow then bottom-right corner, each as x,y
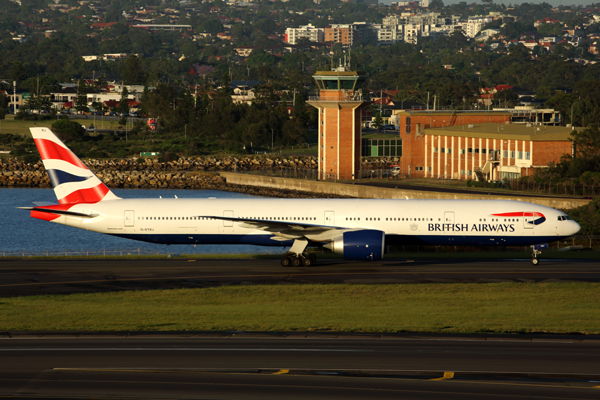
324,230 -> 385,261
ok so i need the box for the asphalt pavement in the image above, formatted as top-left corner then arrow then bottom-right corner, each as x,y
2,335 -> 600,399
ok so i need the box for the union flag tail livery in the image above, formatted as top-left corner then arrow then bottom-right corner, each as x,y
30,127 -> 120,204
22,127 -> 580,266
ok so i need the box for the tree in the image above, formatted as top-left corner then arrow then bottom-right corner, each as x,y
51,119 -> 86,142
119,86 -> 130,114
121,56 -> 147,85
192,64 -> 216,86
495,89 -> 518,107
9,62 -> 28,84
200,19 -> 224,34
429,0 -> 444,9
372,112 -> 383,131
0,92 -> 8,119
74,79 -> 89,114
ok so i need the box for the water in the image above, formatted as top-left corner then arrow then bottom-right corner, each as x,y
1,188 -> 286,256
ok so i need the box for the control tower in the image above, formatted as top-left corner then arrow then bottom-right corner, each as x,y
307,66 -> 369,180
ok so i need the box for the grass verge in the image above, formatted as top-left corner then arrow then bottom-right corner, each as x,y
2,283 -> 599,334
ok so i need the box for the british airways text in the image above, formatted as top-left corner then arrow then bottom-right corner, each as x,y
428,223 -> 516,232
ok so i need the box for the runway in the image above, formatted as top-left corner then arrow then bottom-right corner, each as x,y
1,257 -> 599,297
1,335 -> 600,399
2,258 -> 600,399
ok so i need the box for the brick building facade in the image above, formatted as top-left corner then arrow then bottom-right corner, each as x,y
308,70 -> 369,180
393,118 -> 575,181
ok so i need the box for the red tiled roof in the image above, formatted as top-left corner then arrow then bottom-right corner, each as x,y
91,22 -> 118,29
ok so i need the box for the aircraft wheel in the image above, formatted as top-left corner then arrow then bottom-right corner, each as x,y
291,257 -> 302,267
302,256 -> 312,267
281,256 -> 292,267
531,257 -> 539,265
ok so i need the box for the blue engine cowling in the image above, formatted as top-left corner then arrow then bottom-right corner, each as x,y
325,230 -> 385,261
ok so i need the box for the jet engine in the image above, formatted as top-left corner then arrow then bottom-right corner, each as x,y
324,230 -> 385,261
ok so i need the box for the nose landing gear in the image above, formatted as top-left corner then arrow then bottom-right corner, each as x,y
530,244 -> 547,265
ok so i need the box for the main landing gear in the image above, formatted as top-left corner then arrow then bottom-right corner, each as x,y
280,252 -> 317,267
280,238 -> 317,267
530,245 -> 542,265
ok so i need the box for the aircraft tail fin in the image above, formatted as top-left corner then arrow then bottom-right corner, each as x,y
29,127 -> 120,204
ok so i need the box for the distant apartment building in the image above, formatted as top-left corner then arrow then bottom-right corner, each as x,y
285,24 -> 324,44
325,25 -> 357,46
373,12 -> 509,45
459,15 -> 496,38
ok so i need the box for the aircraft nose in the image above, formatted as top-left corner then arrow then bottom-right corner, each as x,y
569,220 -> 581,236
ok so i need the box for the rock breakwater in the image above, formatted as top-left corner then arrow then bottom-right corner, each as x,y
0,155 -> 396,198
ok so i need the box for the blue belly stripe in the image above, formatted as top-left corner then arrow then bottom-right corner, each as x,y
109,233 -> 565,248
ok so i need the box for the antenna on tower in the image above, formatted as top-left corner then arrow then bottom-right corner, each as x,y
348,49 -> 351,70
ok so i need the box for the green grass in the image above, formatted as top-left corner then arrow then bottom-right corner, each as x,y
2,283 -> 599,334
0,115 -> 122,137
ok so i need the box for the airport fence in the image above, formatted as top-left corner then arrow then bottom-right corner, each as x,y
2,236 -> 600,258
1,248 -> 170,258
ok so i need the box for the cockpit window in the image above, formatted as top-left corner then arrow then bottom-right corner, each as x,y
558,215 -> 572,221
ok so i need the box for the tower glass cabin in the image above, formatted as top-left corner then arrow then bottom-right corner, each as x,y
308,69 -> 370,180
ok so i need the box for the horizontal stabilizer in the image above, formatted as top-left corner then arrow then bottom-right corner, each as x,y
32,201 -> 54,207
17,207 -> 98,218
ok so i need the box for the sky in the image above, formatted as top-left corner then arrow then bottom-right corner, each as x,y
380,1 -> 597,7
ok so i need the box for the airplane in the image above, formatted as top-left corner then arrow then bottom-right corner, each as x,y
20,127 -> 580,266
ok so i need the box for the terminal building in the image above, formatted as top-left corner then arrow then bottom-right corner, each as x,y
392,120 -> 575,181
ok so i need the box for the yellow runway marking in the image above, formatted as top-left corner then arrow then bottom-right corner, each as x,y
430,372 -> 454,381
272,370 -> 289,375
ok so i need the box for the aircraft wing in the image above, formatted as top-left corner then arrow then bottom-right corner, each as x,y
200,215 -> 348,241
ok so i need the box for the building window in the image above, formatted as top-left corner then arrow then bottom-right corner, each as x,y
433,147 -> 438,153
503,150 -> 508,158
461,169 -> 465,175
447,148 -> 452,154
406,117 -> 411,134
441,148 -> 445,153
460,149 -> 465,155
468,148 -> 472,153
518,151 -> 523,159
475,148 -> 479,154
525,152 -> 531,160
510,151 -> 515,158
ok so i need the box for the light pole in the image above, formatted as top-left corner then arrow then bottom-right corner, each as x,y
570,101 -> 579,128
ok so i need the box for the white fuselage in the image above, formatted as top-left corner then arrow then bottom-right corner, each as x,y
48,198 -> 580,248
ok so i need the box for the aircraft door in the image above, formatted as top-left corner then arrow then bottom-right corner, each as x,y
523,212 -> 534,229
124,210 -> 135,227
444,211 -> 455,224
325,211 -> 335,225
